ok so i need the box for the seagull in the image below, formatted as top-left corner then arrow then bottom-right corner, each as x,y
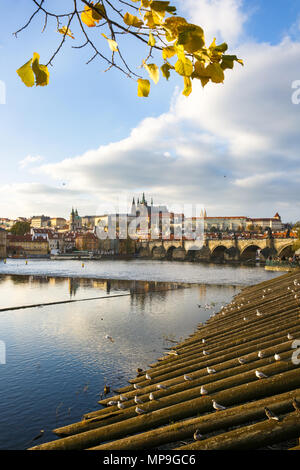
145,373 -> 152,380
193,429 -> 203,441
292,397 -> 300,413
202,338 -> 206,344
255,370 -> 268,379
256,310 -> 262,317
264,407 -> 280,421
149,392 -> 155,401
107,400 -> 117,406
134,396 -> 143,404
200,385 -> 208,395
203,350 -> 210,356
119,394 -> 128,402
166,350 -> 178,356
238,357 -> 246,365
117,401 -> 125,409
104,334 -> 114,342
243,317 -> 247,321
207,366 -> 216,374
287,333 -> 294,340
135,406 -> 145,415
184,374 -> 193,381
258,351 -> 265,359
212,400 -> 226,411
274,353 -> 281,361
156,384 -> 168,390
133,383 -> 141,390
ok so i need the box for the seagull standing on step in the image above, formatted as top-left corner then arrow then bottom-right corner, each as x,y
117,401 -> 125,409
212,400 -> 226,411
255,370 -> 268,379
200,385 -> 208,395
145,373 -> 152,380
238,357 -> 246,365
258,351 -> 265,359
207,366 -> 216,374
193,429 -> 203,441
292,397 -> 300,413
135,406 -> 145,415
134,396 -> 143,404
274,353 -> 281,361
156,384 -> 168,390
184,374 -> 193,381
119,394 -> 128,402
133,383 -> 141,390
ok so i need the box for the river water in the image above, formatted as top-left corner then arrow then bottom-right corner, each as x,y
0,259 -> 280,449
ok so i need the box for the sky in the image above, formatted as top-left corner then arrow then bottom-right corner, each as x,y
0,0 -> 300,222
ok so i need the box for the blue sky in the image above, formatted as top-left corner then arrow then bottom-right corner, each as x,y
1,0 -> 300,221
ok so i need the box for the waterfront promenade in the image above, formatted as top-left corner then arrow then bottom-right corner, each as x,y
30,270 -> 300,450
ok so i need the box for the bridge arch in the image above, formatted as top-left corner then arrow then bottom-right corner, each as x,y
211,245 -> 228,261
277,244 -> 294,258
166,246 -> 177,260
240,244 -> 262,260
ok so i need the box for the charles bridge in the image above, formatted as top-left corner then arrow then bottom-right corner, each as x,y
135,235 -> 295,262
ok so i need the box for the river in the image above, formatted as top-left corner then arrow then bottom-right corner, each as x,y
0,259 -> 280,449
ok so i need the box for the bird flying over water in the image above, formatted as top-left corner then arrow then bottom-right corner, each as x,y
104,334 -> 114,342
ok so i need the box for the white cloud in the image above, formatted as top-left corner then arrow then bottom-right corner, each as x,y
3,1 -> 300,222
19,155 -> 44,169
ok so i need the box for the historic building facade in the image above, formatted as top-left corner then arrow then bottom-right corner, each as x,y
0,228 -> 7,258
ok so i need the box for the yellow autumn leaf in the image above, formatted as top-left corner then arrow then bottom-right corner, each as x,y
162,45 -> 177,60
182,76 -> 192,96
177,24 -> 205,54
81,2 -> 104,27
58,26 -> 75,39
123,12 -> 143,28
137,78 -> 151,97
174,56 -> 193,77
143,62 -> 160,84
101,33 -> 118,52
16,58 -> 35,87
205,63 -> 224,83
148,33 -> 156,47
160,62 -> 173,80
32,52 -> 49,86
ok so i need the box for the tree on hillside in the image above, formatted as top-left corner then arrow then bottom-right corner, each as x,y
10,221 -> 31,236
14,0 -> 243,97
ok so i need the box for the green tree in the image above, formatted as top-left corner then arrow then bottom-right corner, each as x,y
10,221 -> 31,236
15,1 -> 243,97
